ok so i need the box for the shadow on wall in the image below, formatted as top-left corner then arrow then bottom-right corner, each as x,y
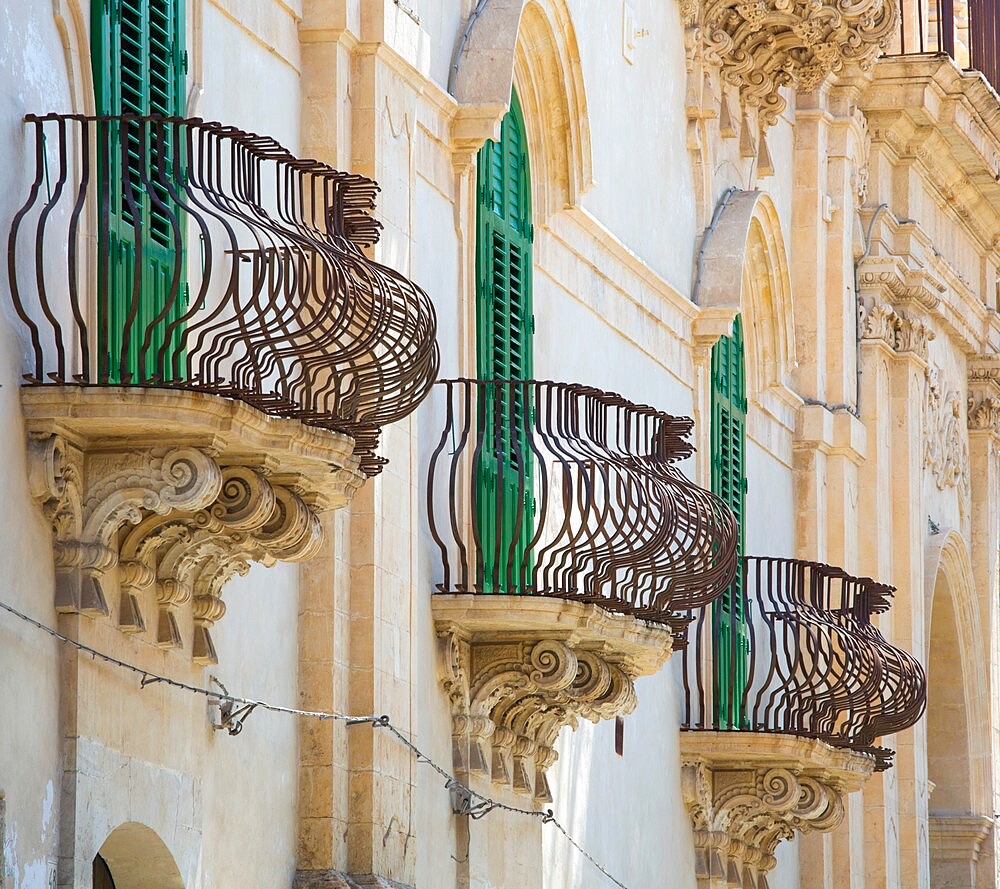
95,822 -> 184,889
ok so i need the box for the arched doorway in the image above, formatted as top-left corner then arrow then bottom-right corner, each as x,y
94,822 -> 185,889
926,535 -> 992,887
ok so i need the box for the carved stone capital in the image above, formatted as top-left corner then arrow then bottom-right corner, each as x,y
859,298 -> 935,364
23,387 -> 363,662
968,361 -> 1000,438
684,0 -> 896,126
433,595 -> 673,803
680,733 -> 874,889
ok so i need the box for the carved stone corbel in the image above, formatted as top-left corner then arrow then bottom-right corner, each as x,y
23,388 -> 363,662
680,733 -> 874,889
434,596 -> 672,803
28,436 -> 223,616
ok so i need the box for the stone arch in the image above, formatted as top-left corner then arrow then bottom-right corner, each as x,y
94,822 -> 185,889
451,0 -> 592,216
924,530 -> 994,884
52,0 -> 93,114
695,190 -> 795,398
924,530 -> 989,816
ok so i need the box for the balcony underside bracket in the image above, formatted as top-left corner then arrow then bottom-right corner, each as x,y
24,387 -> 364,663
681,733 -> 874,889
433,595 -> 674,804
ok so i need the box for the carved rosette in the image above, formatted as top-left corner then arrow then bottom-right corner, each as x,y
23,387 -> 364,664
683,0 -> 896,125
434,597 -> 673,803
680,734 -> 874,889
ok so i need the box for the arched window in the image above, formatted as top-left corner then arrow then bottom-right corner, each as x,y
91,0 -> 187,380
711,315 -> 748,726
475,90 -> 535,593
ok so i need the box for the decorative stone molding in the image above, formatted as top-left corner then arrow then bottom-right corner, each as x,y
857,256 -> 947,313
680,732 -> 873,889
682,0 -> 896,126
23,387 -> 364,662
929,815 -> 993,864
433,595 -> 673,803
924,368 -> 971,500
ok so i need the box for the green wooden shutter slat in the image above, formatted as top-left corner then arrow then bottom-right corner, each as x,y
475,89 -> 534,594
93,0 -> 185,383
711,315 -> 748,729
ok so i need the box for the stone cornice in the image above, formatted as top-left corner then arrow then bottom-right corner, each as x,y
433,595 -> 673,803
682,0 -> 896,126
680,732 -> 873,889
928,814 -> 993,862
23,388 -> 364,663
862,55 -> 1000,251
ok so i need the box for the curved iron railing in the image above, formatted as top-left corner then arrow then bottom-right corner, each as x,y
680,556 -> 927,770
890,0 -> 1000,95
426,378 -> 739,631
7,114 -> 439,475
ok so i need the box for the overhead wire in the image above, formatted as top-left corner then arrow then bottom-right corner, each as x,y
0,596 -> 629,889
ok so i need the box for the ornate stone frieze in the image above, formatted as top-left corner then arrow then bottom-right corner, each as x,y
433,596 -> 673,803
924,368 -> 971,499
682,0 -> 896,126
680,733 -> 873,889
23,387 -> 363,662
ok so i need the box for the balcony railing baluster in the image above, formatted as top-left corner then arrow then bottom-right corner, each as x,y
427,378 -> 739,632
681,555 -> 928,770
8,113 -> 439,475
893,0 -> 1000,94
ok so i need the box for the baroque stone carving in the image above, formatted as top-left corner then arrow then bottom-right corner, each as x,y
22,387 -> 364,662
680,733 -> 873,889
29,438 -> 325,662
433,596 -> 673,802
924,368 -> 970,499
683,0 -> 897,126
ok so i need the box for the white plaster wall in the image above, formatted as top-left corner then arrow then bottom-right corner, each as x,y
745,437 -> 794,559
570,0 -> 698,290
546,671 -> 699,889
0,2 -> 308,887
0,3 -> 84,886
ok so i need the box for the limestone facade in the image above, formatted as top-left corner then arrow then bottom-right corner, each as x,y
0,1 -> 997,888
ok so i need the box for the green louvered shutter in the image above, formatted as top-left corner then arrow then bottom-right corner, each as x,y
475,90 -> 535,594
711,315 -> 749,728
93,0 -> 186,382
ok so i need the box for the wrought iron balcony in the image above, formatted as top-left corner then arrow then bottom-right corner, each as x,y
891,0 -> 1000,95
680,556 -> 928,771
8,113 -> 439,476
426,378 -> 739,630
